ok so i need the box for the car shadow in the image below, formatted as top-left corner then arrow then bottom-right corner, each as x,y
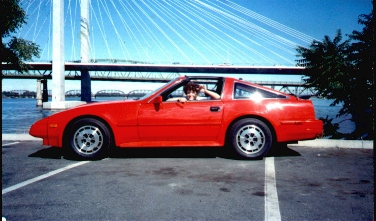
108,147 -> 218,159
267,143 -> 301,157
110,144 -> 301,159
28,147 -> 64,159
28,144 -> 301,160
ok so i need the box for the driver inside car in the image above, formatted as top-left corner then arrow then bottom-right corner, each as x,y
168,81 -> 220,103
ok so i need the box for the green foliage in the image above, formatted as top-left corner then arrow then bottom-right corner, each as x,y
1,0 -> 26,37
296,11 -> 374,140
296,30 -> 352,103
1,0 -> 40,72
346,12 -> 374,140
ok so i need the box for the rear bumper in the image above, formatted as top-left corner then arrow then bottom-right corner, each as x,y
277,119 -> 323,142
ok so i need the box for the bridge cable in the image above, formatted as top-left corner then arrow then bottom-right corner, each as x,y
67,0 -> 78,61
116,0 -> 150,62
122,0 -> 174,63
136,1 -> 193,64
177,1 -> 257,64
221,1 -> 318,44
101,0 -> 134,61
187,1 -> 277,65
151,0 -> 213,64
163,1 -> 228,63
201,0 -> 299,52
90,0 -> 114,60
194,1 -> 294,64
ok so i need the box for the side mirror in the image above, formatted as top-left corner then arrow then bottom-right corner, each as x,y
153,96 -> 163,103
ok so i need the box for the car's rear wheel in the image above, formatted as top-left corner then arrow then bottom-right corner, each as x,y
66,118 -> 112,160
229,118 -> 273,159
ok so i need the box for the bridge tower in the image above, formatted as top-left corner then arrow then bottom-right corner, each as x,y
80,0 -> 92,102
45,0 -> 65,109
43,0 -> 86,109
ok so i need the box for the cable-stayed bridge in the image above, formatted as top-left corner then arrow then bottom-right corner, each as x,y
10,0 -> 317,65
2,0 -> 319,107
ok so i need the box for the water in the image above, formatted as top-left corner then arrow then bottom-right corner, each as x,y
2,97 -> 355,135
310,97 -> 354,134
1,97 -> 125,134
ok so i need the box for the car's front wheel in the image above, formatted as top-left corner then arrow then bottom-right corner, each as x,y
229,118 -> 273,159
65,118 -> 112,160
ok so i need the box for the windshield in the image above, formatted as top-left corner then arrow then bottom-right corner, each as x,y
137,77 -> 179,100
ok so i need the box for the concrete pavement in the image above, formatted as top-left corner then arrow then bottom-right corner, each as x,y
2,139 -> 374,220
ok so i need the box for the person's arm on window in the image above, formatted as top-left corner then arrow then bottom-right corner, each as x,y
167,97 -> 187,103
199,85 -> 220,100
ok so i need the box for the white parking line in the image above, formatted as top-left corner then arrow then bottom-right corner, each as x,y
2,142 -> 20,147
2,161 -> 89,195
265,157 -> 281,221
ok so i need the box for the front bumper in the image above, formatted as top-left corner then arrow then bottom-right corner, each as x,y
29,118 -> 49,145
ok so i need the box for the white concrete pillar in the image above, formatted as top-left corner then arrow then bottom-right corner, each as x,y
50,0 -> 65,108
36,79 -> 42,106
43,0 -> 86,109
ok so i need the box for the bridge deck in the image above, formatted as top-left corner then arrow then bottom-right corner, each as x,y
2,62 -> 304,75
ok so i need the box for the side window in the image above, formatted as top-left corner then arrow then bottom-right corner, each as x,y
161,78 -> 224,102
161,84 -> 185,101
165,86 -> 184,100
234,83 -> 286,99
234,83 -> 257,99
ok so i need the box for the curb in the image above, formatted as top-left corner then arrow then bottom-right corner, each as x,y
288,139 -> 373,149
2,134 -> 373,149
2,134 -> 42,141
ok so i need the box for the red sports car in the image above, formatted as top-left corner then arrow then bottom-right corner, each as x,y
30,76 -> 323,160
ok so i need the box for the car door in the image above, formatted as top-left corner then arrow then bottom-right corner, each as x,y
137,99 -> 224,141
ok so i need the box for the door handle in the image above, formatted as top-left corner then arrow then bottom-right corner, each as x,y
210,106 -> 220,112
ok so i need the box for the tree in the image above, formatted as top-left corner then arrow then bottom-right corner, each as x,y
296,11 -> 374,140
1,0 -> 40,72
347,12 -> 374,140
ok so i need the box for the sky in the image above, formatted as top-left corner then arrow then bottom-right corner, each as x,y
2,0 -> 373,93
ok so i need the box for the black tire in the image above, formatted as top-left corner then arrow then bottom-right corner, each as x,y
65,118 -> 112,160
229,118 -> 273,159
